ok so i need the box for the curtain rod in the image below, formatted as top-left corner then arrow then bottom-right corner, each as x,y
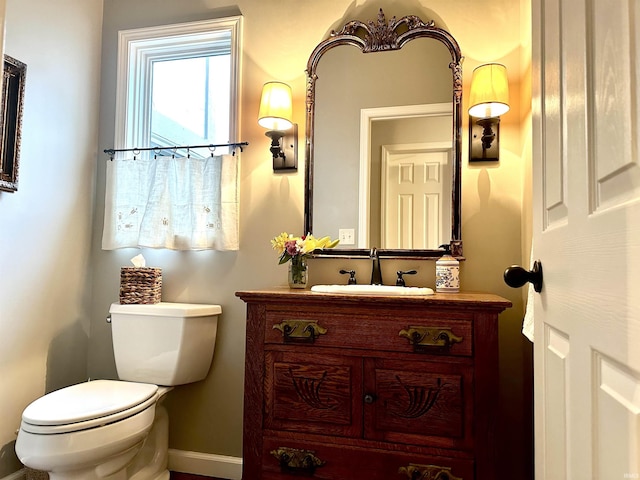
104,141 -> 249,158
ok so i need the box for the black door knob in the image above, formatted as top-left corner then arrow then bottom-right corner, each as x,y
504,260 -> 543,293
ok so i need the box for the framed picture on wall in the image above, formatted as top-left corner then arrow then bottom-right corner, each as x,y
0,54 -> 26,193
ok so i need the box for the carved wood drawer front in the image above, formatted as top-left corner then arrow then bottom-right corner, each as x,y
264,353 -> 472,449
265,309 -> 473,357
262,437 -> 474,480
264,351 -> 363,438
363,358 -> 473,450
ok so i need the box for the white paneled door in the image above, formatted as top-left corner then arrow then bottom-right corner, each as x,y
381,143 -> 451,249
532,0 -> 640,479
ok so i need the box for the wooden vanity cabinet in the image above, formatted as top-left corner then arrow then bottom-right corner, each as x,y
236,289 -> 511,480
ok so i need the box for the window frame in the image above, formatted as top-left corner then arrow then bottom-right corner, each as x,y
114,16 -> 243,151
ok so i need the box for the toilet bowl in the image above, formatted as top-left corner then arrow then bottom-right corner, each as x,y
16,302 -> 221,480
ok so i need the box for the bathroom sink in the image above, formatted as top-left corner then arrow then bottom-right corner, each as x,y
310,284 -> 434,296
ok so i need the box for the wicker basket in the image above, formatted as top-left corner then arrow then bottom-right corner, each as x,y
119,267 -> 162,304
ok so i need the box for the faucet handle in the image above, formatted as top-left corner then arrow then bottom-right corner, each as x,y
339,269 -> 357,285
396,270 -> 417,287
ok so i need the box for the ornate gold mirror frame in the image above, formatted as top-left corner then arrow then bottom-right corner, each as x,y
304,9 -> 463,258
0,55 -> 27,193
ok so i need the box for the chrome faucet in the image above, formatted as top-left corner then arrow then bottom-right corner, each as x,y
370,248 -> 383,285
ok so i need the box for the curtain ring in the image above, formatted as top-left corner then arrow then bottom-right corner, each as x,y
153,147 -> 161,159
209,145 -> 216,157
133,148 -> 140,160
172,146 -> 178,159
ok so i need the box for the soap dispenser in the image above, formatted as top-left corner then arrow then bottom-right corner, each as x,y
436,244 -> 460,293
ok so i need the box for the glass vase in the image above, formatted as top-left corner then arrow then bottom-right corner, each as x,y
288,256 -> 308,289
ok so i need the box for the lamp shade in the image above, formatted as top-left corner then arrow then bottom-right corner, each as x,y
468,63 -> 510,118
258,82 -> 293,131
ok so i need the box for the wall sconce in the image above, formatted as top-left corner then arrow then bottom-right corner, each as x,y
258,81 -> 298,171
468,63 -> 510,162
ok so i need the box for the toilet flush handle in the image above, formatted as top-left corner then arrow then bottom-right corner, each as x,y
106,314 -> 112,324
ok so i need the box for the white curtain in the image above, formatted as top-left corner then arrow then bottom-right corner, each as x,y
102,153 -> 239,250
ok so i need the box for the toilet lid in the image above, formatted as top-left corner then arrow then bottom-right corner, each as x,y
21,380 -> 158,434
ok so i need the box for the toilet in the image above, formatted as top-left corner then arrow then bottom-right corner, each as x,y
15,302 -> 221,480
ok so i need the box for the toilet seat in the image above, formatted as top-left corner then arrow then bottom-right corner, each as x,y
21,380 -> 159,435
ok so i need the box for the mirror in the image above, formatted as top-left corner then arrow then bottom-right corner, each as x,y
0,55 -> 26,193
304,9 -> 463,257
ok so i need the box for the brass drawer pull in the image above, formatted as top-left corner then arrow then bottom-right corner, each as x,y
271,446 -> 325,475
273,320 -> 327,343
398,463 -> 462,480
399,326 -> 463,353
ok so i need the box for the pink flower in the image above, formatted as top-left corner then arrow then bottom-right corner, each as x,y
285,240 -> 299,256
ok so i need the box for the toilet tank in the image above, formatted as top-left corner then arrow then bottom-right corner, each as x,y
109,302 -> 221,386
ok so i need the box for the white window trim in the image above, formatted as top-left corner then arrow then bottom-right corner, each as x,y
114,16 -> 243,150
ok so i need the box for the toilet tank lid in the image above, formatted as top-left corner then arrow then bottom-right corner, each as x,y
110,302 -> 221,317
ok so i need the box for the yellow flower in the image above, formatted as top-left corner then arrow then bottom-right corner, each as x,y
270,232 -> 339,264
300,234 -> 339,254
270,232 -> 292,255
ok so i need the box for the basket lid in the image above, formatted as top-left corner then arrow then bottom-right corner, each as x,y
110,302 -> 221,317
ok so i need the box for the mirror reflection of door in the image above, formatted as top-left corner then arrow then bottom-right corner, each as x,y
359,108 -> 452,249
381,143 -> 451,249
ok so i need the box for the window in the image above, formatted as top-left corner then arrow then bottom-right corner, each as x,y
151,55 -> 230,152
103,17 -> 243,250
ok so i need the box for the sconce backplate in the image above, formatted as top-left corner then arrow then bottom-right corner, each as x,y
273,123 -> 298,172
469,116 -> 500,162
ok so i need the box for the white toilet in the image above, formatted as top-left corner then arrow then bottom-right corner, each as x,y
15,302 -> 221,480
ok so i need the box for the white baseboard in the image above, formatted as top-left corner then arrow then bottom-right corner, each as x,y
1,469 -> 25,480
167,449 -> 242,480
2,453 -> 243,480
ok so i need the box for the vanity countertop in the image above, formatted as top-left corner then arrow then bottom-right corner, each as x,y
236,287 -> 511,311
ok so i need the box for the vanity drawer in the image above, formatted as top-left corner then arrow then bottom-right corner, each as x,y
265,309 -> 473,357
264,350 -> 362,438
262,437 -> 474,480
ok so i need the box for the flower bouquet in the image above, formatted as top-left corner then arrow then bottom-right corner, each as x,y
271,232 -> 339,288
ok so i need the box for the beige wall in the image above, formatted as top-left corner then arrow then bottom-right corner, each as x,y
0,0 -> 532,477
0,0 -> 103,476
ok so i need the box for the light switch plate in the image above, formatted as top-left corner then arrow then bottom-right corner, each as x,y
339,228 -> 355,245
